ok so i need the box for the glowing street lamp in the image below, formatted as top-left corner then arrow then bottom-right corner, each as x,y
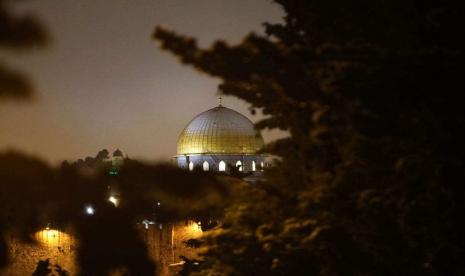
108,196 -> 118,206
85,205 -> 95,215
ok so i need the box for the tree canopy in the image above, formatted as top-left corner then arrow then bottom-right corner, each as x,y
1,0 -> 463,274
0,0 -> 48,101
154,0 -> 464,275
0,149 -> 233,274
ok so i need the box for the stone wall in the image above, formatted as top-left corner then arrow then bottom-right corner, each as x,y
2,221 -> 202,276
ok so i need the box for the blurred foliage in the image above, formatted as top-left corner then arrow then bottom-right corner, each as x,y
154,0 -> 464,275
0,150 -> 234,275
0,0 -> 234,263
32,259 -> 68,276
0,0 -> 48,101
1,0 -> 464,275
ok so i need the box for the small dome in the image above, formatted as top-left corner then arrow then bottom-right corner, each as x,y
113,149 -> 123,157
177,106 -> 264,155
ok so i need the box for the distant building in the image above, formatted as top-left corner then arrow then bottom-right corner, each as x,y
175,101 -> 266,173
112,148 -> 124,167
107,148 -> 126,176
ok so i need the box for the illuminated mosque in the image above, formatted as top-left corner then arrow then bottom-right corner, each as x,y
176,99 -> 266,173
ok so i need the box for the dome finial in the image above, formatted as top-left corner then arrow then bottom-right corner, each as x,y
218,96 -> 222,107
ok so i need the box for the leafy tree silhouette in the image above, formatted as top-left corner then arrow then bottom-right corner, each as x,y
95,149 -> 110,161
0,0 -> 48,101
0,150 -> 232,274
0,1 -> 229,272
32,259 -> 68,276
154,0 -> 464,275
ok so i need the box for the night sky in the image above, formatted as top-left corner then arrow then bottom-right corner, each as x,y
0,0 -> 284,164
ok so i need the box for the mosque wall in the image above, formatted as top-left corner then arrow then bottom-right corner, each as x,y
176,154 -> 265,173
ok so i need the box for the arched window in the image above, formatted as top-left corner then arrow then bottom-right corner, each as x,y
203,161 -> 209,171
236,160 -> 243,172
219,161 -> 226,172
261,161 -> 265,170
188,161 -> 194,171
252,161 -> 256,171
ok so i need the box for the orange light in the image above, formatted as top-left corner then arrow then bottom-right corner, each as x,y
35,228 -> 70,246
108,196 -> 119,206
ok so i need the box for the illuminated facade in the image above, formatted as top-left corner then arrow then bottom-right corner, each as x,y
176,102 -> 265,173
112,149 -> 124,167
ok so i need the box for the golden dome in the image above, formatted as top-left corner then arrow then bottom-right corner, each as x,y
177,106 -> 264,155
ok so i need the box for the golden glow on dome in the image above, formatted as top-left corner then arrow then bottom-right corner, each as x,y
177,106 -> 264,155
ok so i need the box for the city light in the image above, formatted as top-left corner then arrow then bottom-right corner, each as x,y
141,219 -> 155,230
188,221 -> 203,235
108,196 -> 118,206
85,205 -> 95,215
